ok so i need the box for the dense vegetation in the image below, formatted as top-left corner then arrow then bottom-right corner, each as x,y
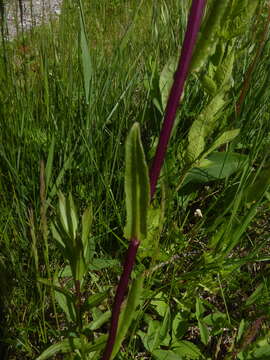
0,0 -> 269,359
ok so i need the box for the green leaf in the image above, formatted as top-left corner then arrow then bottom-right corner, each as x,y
54,278 -> 76,323
183,152 -> 248,186
86,310 -> 111,331
139,203 -> 164,259
195,297 -> 205,319
187,93 -> 225,162
159,57 -> 177,110
138,320 -> 162,352
198,320 -> 209,345
79,4 -> 92,104
214,48 -> 235,89
82,205 -> 93,261
159,306 -> 172,345
88,258 -> 120,271
245,283 -> 264,306
37,276 -> 76,322
82,289 -> 110,311
111,273 -> 144,359
152,350 -> 182,360
124,123 -> 150,240
204,129 -> 240,158
195,298 -> 209,345
36,335 -> 107,360
201,74 -> 217,96
191,0 -> 229,72
173,340 -> 204,359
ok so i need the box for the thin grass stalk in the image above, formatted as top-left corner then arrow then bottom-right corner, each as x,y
102,2 -> 206,360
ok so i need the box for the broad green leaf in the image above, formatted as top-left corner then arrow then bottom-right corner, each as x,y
201,74 -> 217,95
183,152 -> 248,186
79,3 -> 92,103
151,293 -> 169,317
187,93 -> 225,161
196,298 -> 209,345
86,310 -> 111,331
152,350 -> 182,360
88,258 -> 119,271
195,297 -> 205,319
139,204 -> 163,259
82,289 -> 110,311
111,273 -> 144,359
140,320 -> 162,352
204,129 -> 240,158
159,57 -> 177,110
173,340 -> 204,359
54,276 -> 76,323
45,135 -> 55,193
198,320 -> 209,345
214,49 -> 235,89
245,283 -> 264,306
124,123 -> 150,240
159,306 -> 172,346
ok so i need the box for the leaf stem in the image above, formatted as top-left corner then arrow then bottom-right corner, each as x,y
149,0 -> 206,199
102,1 -> 206,359
101,238 -> 140,360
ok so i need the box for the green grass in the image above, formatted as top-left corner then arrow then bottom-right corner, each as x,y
0,0 -> 270,359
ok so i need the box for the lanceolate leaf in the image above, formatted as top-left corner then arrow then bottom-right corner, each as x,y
124,123 -> 150,240
111,273 -> 144,359
187,93 -> 225,162
183,152 -> 248,186
203,128 -> 240,158
191,0 -> 229,72
159,57 -> 178,111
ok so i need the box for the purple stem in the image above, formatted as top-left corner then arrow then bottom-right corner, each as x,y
149,0 -> 206,199
102,2 -> 206,359
102,238 -> 140,360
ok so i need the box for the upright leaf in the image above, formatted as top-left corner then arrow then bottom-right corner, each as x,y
111,273 -> 144,359
124,123 -> 150,240
79,1 -> 92,104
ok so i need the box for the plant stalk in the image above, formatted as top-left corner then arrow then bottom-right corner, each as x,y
102,238 -> 140,360
102,1 -> 206,359
149,0 -> 206,198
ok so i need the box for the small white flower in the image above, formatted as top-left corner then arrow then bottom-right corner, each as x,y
194,208 -> 203,218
